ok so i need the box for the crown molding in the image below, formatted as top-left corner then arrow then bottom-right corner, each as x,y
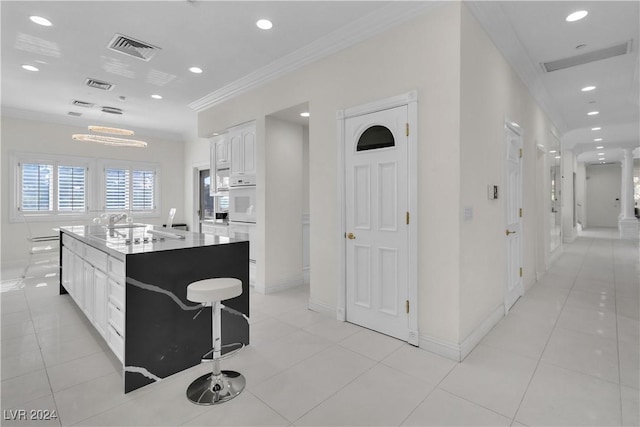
466,2 -> 569,136
189,1 -> 443,112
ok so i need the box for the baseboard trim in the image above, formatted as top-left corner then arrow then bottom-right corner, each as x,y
308,298 -> 335,316
263,276 -> 305,295
419,304 -> 504,362
459,304 -> 504,361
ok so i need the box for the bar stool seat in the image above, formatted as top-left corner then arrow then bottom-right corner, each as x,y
186,278 -> 245,405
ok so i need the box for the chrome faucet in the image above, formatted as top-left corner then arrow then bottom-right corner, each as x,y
108,213 -> 128,228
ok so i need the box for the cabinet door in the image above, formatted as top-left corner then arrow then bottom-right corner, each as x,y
216,139 -> 229,166
241,128 -> 256,175
94,271 -> 108,338
62,247 -> 72,292
210,142 -> 216,196
72,253 -> 84,307
83,262 -> 95,321
230,131 -> 243,177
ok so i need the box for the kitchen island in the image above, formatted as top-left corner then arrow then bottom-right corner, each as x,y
59,224 -> 249,393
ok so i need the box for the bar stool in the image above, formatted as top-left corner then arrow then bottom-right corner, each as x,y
186,278 -> 246,405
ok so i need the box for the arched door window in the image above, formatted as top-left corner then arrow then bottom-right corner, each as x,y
356,125 -> 395,151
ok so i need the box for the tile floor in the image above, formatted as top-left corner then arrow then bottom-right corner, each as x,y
1,228 -> 638,426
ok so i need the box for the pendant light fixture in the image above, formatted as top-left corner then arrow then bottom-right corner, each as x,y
73,107 -> 148,148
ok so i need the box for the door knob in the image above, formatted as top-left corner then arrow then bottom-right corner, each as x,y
505,229 -> 516,236
347,232 -> 356,240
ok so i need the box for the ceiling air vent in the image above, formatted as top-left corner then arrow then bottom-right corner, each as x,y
542,41 -> 632,72
108,34 -> 160,62
67,111 -> 82,117
71,100 -> 94,108
101,106 -> 123,115
85,78 -> 114,91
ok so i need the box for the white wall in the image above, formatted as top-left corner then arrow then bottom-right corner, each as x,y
586,163 -> 622,227
1,115 -> 185,268
262,116 -> 304,293
458,6 -> 560,342
576,162 -> 587,227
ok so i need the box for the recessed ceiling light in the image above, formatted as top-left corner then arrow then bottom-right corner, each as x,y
22,64 -> 39,72
256,19 -> 273,30
29,15 -> 52,26
596,146 -> 604,149
555,156 -> 561,159
189,67 -> 203,74
151,94 -> 163,100
598,152 -> 605,156
300,112 -> 310,118
549,150 -> 557,154
566,10 -> 588,22
587,111 -> 599,116
599,157 -> 605,161
594,138 -> 603,142
591,127 -> 601,131
581,85 -> 596,92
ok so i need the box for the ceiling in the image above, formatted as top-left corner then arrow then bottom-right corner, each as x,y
1,1 -> 638,165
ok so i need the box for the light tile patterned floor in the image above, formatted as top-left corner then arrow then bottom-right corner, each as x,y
1,228 -> 638,426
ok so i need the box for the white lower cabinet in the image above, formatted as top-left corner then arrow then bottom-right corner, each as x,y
93,269 -> 108,338
82,262 -> 95,321
62,233 -> 125,363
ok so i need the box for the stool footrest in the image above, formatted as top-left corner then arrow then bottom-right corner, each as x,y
200,342 -> 245,363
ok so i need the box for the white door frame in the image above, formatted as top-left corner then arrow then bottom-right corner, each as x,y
192,160 -> 210,233
337,90 -> 419,345
504,121 -> 524,313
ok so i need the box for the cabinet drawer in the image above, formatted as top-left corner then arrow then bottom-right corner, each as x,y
85,246 -> 108,272
62,234 -> 83,256
108,302 -> 125,336
109,279 -> 125,310
107,257 -> 125,280
107,325 -> 124,363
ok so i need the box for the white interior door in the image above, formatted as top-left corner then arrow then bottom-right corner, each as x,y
505,124 -> 523,312
345,105 -> 409,340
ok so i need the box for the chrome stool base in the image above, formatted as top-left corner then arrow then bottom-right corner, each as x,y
186,370 -> 246,405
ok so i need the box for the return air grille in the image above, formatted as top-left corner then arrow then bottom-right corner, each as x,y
108,34 -> 160,61
67,111 -> 82,117
542,41 -> 632,72
71,100 -> 94,108
85,78 -> 114,91
101,106 -> 123,115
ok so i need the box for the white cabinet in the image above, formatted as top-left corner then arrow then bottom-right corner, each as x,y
82,262 -> 95,321
229,123 -> 256,181
93,269 -> 108,338
214,138 -> 230,168
61,233 -> 125,362
72,252 -> 84,309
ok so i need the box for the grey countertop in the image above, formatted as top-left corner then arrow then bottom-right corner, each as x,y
60,224 -> 244,260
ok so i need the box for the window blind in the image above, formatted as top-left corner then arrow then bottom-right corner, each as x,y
21,163 -> 53,212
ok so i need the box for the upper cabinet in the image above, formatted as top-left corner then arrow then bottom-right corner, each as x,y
214,137 -> 230,168
210,121 -> 256,194
229,122 -> 256,183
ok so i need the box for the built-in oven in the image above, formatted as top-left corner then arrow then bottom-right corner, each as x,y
228,186 -> 256,223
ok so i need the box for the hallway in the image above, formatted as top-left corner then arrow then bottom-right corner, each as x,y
1,228 -> 638,426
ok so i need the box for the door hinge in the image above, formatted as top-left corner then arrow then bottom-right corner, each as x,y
519,208 -> 523,218
406,123 -> 409,137
519,148 -> 523,158
405,300 -> 410,314
519,267 -> 523,277
406,211 -> 410,225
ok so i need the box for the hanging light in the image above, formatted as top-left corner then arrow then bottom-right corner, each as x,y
87,125 -> 134,136
72,134 -> 147,148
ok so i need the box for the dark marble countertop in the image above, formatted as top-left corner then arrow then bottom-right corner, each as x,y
60,224 -> 245,260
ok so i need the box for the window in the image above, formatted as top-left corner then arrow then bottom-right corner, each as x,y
356,125 -> 395,151
103,165 -> 157,213
18,160 -> 86,214
58,166 -> 86,212
21,163 -> 53,212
